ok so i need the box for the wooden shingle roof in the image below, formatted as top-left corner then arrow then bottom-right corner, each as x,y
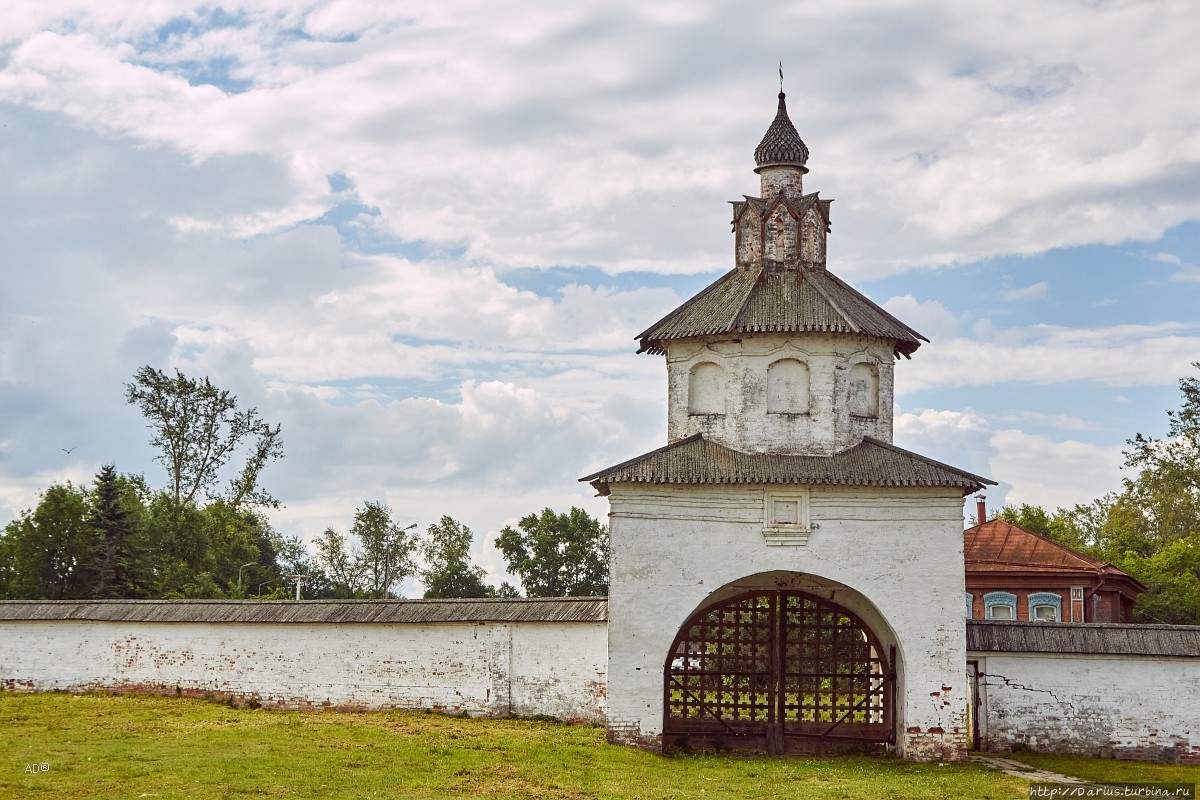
967,620 -> 1200,657
0,597 -> 609,624
581,434 -> 993,496
635,266 -> 927,358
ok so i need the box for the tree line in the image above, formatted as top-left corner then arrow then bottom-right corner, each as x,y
10,362 -> 1196,619
0,367 -> 608,601
997,363 -> 1200,624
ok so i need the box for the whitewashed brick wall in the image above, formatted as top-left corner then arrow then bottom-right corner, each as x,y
971,652 -> 1200,763
0,619 -> 607,722
664,333 -> 896,456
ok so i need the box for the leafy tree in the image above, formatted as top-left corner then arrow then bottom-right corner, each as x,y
1118,535 -> 1200,624
353,501 -> 418,599
141,493 -> 210,596
493,581 -> 521,598
1,369 -> 290,600
135,492 -> 287,599
125,366 -> 283,509
1108,365 -> 1200,622
996,503 -> 1054,536
198,500 -> 277,596
1125,363 -> 1200,501
495,507 -> 608,597
0,483 -> 92,599
313,502 -> 418,599
269,529 -> 334,599
421,516 -> 495,599
312,527 -> 364,598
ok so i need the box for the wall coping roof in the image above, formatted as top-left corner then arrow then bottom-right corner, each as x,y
967,620 -> 1200,657
0,597 -> 609,624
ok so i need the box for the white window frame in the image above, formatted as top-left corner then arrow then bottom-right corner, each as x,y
983,591 -> 1017,621
1027,592 -> 1063,623
762,488 -> 811,546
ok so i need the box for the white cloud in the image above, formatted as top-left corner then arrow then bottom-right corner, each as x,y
895,410 -> 1129,513
990,429 -> 1126,510
3,0 -> 1200,573
3,2 -> 1200,277
899,321 -> 1200,393
883,295 -> 960,340
998,411 -> 1099,432
894,408 -> 995,484
1169,266 -> 1200,283
1002,281 -> 1048,302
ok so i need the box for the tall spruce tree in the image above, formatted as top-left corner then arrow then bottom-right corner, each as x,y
86,464 -> 147,598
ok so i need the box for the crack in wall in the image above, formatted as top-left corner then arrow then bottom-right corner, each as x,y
982,671 -> 1074,709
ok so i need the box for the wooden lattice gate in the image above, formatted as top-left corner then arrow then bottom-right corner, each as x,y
663,589 -> 895,754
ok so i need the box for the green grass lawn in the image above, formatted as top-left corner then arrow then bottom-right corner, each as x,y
0,691 -> 1045,799
1001,750 -> 1200,786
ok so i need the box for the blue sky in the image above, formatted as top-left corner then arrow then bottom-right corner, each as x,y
2,0 -> 1199,592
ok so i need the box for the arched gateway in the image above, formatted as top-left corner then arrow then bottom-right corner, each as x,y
663,589 -> 893,754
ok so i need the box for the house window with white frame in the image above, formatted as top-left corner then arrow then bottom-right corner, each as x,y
983,591 -> 1017,620
1027,591 -> 1063,623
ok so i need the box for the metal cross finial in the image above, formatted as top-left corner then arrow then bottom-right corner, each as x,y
779,61 -> 784,93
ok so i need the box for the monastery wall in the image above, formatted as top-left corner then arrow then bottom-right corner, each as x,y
0,607 -> 607,723
971,651 -> 1200,764
3,603 -> 1200,764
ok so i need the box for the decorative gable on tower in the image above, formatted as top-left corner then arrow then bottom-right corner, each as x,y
731,193 -> 832,271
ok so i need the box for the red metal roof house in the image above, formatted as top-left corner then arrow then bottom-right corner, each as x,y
964,507 -> 1145,623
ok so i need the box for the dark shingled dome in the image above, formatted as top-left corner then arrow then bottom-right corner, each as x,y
754,92 -> 810,171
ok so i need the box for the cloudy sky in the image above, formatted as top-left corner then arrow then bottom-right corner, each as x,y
2,0 -> 1199,592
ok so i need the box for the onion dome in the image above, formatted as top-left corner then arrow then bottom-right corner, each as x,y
753,92 -> 810,173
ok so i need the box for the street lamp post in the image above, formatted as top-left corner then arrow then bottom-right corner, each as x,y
237,562 -> 256,596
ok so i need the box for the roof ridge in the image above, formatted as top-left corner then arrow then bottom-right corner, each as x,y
822,271 -> 929,345
980,518 -> 1113,571
964,520 -> 1145,589
858,436 -> 996,485
583,435 -> 992,495
635,270 -> 741,352
800,268 -> 860,333
727,267 -> 763,329
579,433 -> 703,483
